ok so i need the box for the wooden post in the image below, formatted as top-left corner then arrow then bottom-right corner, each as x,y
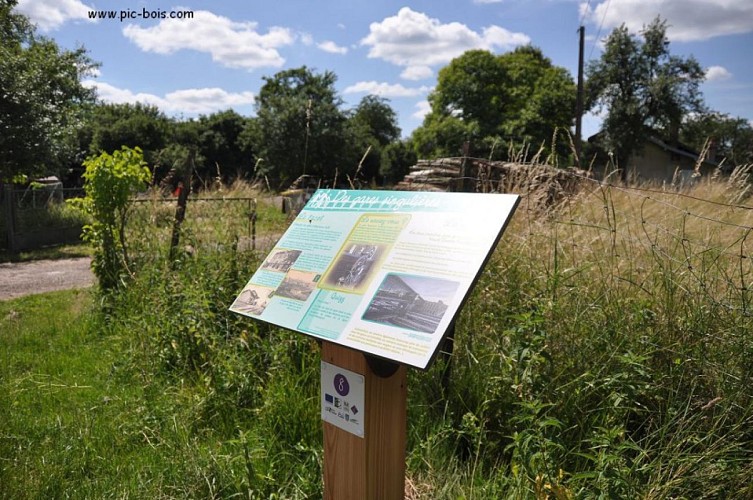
249,198 -> 257,250
575,25 -> 585,168
169,152 -> 193,262
321,342 -> 407,500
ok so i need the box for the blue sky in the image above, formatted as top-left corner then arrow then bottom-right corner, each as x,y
15,0 -> 753,140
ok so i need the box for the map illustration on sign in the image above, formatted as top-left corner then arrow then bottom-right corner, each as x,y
230,189 -> 519,369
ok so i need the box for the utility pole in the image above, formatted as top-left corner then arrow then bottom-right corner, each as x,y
575,25 -> 585,168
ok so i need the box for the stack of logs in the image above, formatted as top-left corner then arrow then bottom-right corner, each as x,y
395,157 -> 589,208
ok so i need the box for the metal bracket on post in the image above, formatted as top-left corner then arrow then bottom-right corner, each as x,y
365,355 -> 400,378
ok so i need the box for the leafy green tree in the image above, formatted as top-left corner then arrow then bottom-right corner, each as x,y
500,46 -> 576,151
682,112 -> 753,167
586,17 -> 706,169
411,113 -> 479,158
349,95 -> 400,146
380,140 -> 417,184
413,47 -> 575,161
87,103 -> 171,165
194,110 -> 255,182
347,95 -> 401,181
0,0 -> 97,181
255,67 -> 349,185
430,49 -> 509,140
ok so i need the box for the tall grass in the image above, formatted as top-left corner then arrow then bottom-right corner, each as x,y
408,174 -> 753,497
3,176 -> 753,497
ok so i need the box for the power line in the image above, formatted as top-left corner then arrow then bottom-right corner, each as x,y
588,0 -> 613,61
578,0 -> 593,29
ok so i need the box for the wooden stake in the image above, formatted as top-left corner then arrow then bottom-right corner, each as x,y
321,342 -> 407,500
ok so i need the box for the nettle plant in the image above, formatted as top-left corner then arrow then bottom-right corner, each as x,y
70,146 -> 151,292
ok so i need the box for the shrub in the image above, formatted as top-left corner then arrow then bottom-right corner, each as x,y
69,146 -> 151,292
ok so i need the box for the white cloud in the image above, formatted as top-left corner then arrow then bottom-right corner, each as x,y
299,32 -> 314,46
401,65 -> 434,81
412,100 -> 431,120
164,88 -> 255,113
83,80 -> 254,114
706,65 -> 733,82
581,0 -> 753,42
122,10 -> 294,70
318,40 -> 348,54
15,0 -> 93,31
343,81 -> 431,98
361,7 -> 530,72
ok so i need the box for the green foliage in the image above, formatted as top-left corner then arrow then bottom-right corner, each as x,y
682,111 -> 753,167
414,46 -> 576,161
412,113 -> 479,158
347,95 -> 402,182
256,66 -> 350,185
0,0 -> 97,180
7,180 -> 753,497
86,103 -> 171,165
191,109 -> 257,183
69,146 -> 150,292
380,140 -> 417,184
585,16 -> 706,167
350,95 -> 401,147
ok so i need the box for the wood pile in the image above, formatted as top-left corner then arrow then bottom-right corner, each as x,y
395,158 -> 589,208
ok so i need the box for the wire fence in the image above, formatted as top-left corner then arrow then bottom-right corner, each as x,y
399,160 -> 753,320
1,186 -> 87,252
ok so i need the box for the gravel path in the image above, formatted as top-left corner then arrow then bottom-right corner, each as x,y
0,257 -> 94,301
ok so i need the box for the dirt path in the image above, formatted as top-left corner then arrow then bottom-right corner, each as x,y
0,257 -> 94,301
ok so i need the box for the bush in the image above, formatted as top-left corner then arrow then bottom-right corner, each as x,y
69,146 -> 151,292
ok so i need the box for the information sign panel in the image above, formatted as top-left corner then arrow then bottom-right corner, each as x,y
231,189 -> 519,369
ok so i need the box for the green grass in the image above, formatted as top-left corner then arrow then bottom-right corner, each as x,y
4,179 -> 753,498
0,289 -> 321,498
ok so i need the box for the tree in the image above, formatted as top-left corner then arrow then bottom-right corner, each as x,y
347,95 -> 401,181
350,95 -> 400,146
87,103 -> 171,165
0,0 -> 97,181
255,67 -> 350,185
430,49 -> 509,140
586,17 -> 706,169
193,110 -> 255,182
380,140 -> 417,185
682,112 -> 753,167
413,47 -> 575,161
411,113 -> 479,159
499,46 -> 576,152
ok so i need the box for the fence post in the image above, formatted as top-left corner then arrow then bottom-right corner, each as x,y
251,199 -> 257,250
3,185 -> 18,253
169,152 -> 194,262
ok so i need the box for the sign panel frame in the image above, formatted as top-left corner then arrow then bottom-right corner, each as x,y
231,189 -> 519,370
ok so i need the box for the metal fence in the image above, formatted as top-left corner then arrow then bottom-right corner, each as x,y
1,185 -> 86,252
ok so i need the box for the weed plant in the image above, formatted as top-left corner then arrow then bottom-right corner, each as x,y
4,176 -> 753,498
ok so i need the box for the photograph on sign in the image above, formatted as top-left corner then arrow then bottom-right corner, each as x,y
230,189 -> 519,369
362,273 -> 459,334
